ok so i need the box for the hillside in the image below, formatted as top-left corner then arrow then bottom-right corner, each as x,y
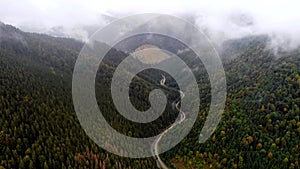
0,22 -> 300,169
165,36 -> 300,169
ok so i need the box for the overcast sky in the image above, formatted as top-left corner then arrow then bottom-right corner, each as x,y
1,0 -> 300,49
1,0 -> 299,26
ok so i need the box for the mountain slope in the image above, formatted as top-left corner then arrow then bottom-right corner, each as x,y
0,22 -> 300,169
0,23 -> 166,169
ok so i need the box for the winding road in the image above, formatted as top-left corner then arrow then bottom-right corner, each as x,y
151,75 -> 186,169
160,75 -> 166,86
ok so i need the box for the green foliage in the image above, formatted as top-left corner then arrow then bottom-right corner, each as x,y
165,37 -> 300,168
1,23 -> 299,169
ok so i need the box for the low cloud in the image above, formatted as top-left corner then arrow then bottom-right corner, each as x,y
1,0 -> 300,52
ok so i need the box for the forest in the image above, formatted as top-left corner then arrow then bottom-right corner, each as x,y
0,22 -> 300,169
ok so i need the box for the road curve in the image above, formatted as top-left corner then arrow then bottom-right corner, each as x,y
160,75 -> 166,86
151,75 -> 186,169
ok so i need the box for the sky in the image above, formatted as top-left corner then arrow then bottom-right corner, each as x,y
1,0 -> 300,50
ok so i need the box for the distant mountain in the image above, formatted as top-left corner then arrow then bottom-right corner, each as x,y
220,35 -> 269,60
16,14 -> 117,41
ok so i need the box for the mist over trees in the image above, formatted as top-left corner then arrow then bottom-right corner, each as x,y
0,21 -> 300,169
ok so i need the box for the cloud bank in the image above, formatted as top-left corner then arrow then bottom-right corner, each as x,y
1,0 -> 300,51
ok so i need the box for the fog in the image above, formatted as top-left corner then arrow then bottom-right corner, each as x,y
1,0 -> 300,51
